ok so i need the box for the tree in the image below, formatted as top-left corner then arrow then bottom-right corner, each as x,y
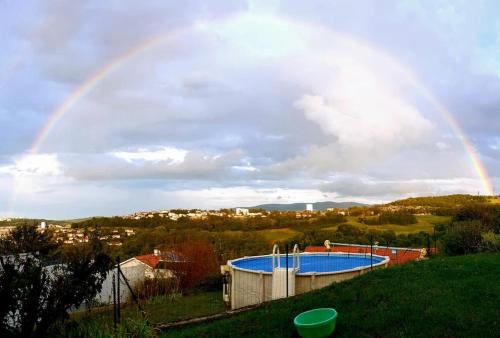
0,224 -> 112,337
443,220 -> 483,255
168,240 -> 219,292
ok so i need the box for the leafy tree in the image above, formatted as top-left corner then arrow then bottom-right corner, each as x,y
443,220 -> 483,255
168,240 -> 219,292
453,204 -> 500,232
0,224 -> 112,337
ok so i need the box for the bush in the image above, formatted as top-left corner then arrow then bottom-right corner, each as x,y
481,232 -> 500,252
134,277 -> 178,300
379,211 -> 417,225
443,220 -> 483,255
453,204 -> 500,233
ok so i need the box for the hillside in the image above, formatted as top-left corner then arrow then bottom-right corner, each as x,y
388,194 -> 489,207
166,253 -> 500,337
247,201 -> 368,211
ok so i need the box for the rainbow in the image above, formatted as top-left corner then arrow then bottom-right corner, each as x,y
19,13 -> 494,198
29,30 -> 188,154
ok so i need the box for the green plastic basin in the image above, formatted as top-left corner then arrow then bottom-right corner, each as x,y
294,308 -> 338,338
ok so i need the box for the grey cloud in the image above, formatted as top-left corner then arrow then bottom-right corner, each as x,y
63,149 -> 245,181
318,176 -> 477,199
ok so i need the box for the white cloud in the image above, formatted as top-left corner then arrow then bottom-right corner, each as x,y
112,146 -> 187,164
294,57 -> 433,150
0,154 -> 62,177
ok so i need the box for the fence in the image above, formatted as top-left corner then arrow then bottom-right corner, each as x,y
74,257 -> 225,334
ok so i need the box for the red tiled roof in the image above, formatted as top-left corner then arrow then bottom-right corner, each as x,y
135,254 -> 160,268
135,251 -> 182,268
304,245 -> 424,266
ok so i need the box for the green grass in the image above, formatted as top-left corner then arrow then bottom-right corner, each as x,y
256,228 -> 301,242
324,215 -> 451,234
75,291 -> 225,330
164,253 -> 500,337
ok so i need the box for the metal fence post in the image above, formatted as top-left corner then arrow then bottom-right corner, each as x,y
434,228 -> 437,256
285,243 -> 289,298
426,233 -> 431,257
112,273 -> 117,332
370,235 -> 373,270
116,257 -> 121,324
118,264 -> 149,324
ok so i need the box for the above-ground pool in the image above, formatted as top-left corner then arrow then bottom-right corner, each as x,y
230,254 -> 386,274
226,253 -> 389,309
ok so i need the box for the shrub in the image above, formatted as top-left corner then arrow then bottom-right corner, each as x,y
379,211 -> 417,225
134,277 -> 177,300
453,204 -> 500,233
443,220 -> 483,255
481,232 -> 500,252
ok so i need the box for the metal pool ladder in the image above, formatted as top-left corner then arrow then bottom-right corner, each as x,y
271,244 -> 300,300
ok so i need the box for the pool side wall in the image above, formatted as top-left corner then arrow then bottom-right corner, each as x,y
229,253 -> 389,310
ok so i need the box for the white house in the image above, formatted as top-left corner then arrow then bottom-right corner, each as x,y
97,249 -> 181,304
306,203 -> 314,212
235,208 -> 249,216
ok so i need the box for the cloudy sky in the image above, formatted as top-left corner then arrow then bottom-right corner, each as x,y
1,0 -> 499,219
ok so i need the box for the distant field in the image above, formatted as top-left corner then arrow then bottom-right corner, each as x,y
324,215 -> 451,234
218,215 -> 451,243
218,228 -> 300,243
256,228 -> 300,242
488,197 -> 500,205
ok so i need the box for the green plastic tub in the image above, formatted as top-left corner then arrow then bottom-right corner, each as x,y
294,308 -> 338,338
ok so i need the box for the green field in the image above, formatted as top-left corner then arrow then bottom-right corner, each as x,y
165,253 -> 500,337
217,215 -> 451,245
324,215 -> 450,235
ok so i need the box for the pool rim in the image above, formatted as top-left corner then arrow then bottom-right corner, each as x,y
228,252 -> 390,276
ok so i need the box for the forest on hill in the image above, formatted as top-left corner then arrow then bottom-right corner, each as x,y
388,194 -> 489,207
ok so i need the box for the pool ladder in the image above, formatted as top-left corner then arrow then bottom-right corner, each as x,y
272,244 -> 301,271
271,244 -> 301,300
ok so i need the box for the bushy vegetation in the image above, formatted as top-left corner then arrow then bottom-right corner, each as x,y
442,204 -> 500,255
389,194 -> 488,207
134,278 -> 178,300
362,211 -> 417,225
0,224 -> 113,337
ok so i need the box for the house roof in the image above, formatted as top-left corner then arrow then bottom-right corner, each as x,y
135,254 -> 160,268
134,251 -> 183,269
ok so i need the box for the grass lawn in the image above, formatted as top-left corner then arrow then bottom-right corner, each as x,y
164,253 -> 500,338
75,291 -> 225,330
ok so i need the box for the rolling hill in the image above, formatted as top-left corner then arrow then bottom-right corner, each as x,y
246,201 -> 368,211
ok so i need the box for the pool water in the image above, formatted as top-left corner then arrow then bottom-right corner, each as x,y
231,254 -> 385,273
